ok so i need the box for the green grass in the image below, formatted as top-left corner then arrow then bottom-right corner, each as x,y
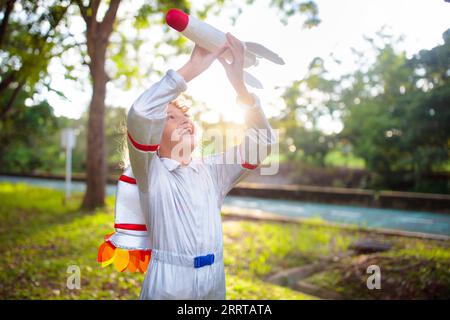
1,182 -> 448,300
223,220 -> 355,278
0,182 -> 314,300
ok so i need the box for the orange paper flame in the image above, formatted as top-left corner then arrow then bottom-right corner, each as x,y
97,232 -> 151,273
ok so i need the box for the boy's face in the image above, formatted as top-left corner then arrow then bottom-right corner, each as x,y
160,103 -> 197,157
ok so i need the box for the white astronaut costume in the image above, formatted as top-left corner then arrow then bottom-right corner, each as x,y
98,69 -> 276,300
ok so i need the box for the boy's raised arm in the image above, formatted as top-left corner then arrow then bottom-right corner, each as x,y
127,69 -> 187,193
239,92 -> 277,168
204,92 -> 277,203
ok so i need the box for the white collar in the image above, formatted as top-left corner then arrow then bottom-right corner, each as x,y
159,156 -> 199,173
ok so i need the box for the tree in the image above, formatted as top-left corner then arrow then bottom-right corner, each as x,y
74,0 -> 121,209
274,57 -> 338,166
0,0 -> 71,120
341,30 -> 450,192
0,0 -> 73,174
280,28 -> 450,192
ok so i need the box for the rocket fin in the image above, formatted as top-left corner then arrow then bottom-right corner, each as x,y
244,42 -> 285,65
243,71 -> 264,89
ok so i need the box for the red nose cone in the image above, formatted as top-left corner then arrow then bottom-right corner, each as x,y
166,9 -> 189,32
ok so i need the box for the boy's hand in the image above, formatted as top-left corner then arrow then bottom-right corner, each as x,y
177,44 -> 228,82
218,33 -> 254,105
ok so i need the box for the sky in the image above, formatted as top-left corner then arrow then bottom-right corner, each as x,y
46,0 -> 450,134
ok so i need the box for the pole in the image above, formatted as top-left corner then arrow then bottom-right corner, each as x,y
65,140 -> 72,200
62,128 -> 76,202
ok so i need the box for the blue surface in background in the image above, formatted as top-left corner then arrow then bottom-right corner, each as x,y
1,175 -> 449,236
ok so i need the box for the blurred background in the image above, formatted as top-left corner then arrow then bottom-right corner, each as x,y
0,0 -> 449,300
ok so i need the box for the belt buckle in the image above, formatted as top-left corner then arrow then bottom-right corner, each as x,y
194,253 -> 215,268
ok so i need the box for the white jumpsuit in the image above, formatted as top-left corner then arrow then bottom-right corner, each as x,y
117,69 -> 276,300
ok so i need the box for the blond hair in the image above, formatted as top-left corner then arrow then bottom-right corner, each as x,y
170,93 -> 191,113
119,94 -> 192,169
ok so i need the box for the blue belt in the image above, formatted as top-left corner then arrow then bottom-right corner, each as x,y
194,253 -> 215,268
151,249 -> 221,268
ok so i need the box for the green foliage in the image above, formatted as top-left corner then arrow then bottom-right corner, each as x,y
274,57 -> 340,167
341,30 -> 450,192
0,105 -> 128,175
291,128 -> 335,165
0,90 -> 60,173
278,28 -> 450,192
0,0 -> 75,174
0,0 -> 72,112
324,149 -> 365,169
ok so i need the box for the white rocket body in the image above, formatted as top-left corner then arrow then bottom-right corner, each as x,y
166,9 -> 285,89
181,15 -> 258,68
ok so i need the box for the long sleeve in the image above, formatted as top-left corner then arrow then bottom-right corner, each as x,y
205,93 -> 277,202
127,69 -> 187,193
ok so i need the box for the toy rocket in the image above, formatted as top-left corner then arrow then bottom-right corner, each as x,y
165,8 -> 285,89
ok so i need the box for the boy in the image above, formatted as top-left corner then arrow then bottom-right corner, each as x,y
98,33 -> 276,299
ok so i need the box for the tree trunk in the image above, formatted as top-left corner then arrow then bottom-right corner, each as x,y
81,50 -> 107,209
0,80 -> 23,120
78,0 -> 121,210
0,0 -> 16,48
